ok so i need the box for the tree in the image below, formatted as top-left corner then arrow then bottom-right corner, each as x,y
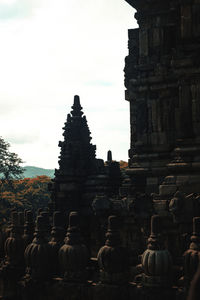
0,137 -> 24,181
119,160 -> 128,169
0,176 -> 51,223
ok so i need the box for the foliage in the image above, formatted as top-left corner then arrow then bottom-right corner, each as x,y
0,176 -> 51,223
0,137 -> 24,181
119,160 -> 128,169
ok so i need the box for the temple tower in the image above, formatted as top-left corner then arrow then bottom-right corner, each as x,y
49,96 -> 121,222
49,95 -> 98,214
124,0 -> 200,196
57,95 -> 97,178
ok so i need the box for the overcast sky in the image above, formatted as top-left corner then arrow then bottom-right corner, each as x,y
0,0 -> 136,169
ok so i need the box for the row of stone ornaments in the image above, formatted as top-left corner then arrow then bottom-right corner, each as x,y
0,210 -> 129,284
0,210 -> 200,300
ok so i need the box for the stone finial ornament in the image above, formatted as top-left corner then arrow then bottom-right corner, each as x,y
24,215 -> 51,280
49,211 -> 65,246
105,151 -> 121,197
4,211 -> 24,267
49,211 -> 65,276
59,211 -> 89,282
23,210 -> 34,248
40,211 -> 51,240
107,150 -> 112,163
97,215 -> 129,284
183,217 -> 200,286
0,213 -> 25,300
71,95 -> 83,117
141,215 -> 172,287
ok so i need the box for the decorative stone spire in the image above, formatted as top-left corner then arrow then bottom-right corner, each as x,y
97,215 -> 129,284
105,151 -> 121,197
59,211 -> 89,282
49,211 -> 65,276
107,150 -> 112,163
40,211 -> 51,241
23,210 -> 34,248
183,217 -> 200,287
0,212 -> 25,300
24,215 -> 51,280
56,95 -> 96,178
147,214 -> 163,250
141,215 -> 172,287
4,212 -> 24,267
50,211 -> 65,245
105,215 -> 120,246
50,95 -> 100,213
71,95 -> 83,117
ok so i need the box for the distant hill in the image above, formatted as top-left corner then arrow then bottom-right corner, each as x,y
22,166 -> 55,178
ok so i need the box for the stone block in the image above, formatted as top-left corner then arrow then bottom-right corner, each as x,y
147,177 -> 159,186
181,5 -> 192,38
192,162 -> 200,169
139,29 -> 148,57
154,200 -> 169,215
159,184 -> 177,196
151,132 -> 158,145
153,28 -> 160,47
93,283 -> 130,300
59,183 -> 76,191
176,176 -> 189,185
193,4 -> 200,37
57,191 -> 66,198
163,176 -> 176,184
188,175 -> 200,183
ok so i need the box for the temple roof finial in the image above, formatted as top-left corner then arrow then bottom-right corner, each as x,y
107,150 -> 112,163
71,95 -> 83,117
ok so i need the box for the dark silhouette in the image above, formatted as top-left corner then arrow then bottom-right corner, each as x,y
0,1 -> 200,300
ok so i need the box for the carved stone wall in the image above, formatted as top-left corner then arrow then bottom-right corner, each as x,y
124,0 -> 200,195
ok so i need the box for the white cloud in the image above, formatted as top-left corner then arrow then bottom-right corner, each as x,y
0,0 -> 136,168
0,0 -> 17,5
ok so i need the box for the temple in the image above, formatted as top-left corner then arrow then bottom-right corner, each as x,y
49,95 -> 121,215
125,0 -> 200,198
0,1 -> 200,300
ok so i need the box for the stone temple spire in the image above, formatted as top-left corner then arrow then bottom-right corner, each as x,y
50,95 -> 100,214
57,95 -> 96,177
71,95 -> 83,117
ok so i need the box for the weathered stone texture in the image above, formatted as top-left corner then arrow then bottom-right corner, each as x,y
124,0 -> 200,197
